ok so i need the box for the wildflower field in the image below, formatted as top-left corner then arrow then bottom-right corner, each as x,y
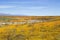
0,16 -> 60,40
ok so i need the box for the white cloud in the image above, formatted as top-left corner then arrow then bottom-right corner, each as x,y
18,6 -> 47,10
27,7 -> 47,9
0,5 -> 16,8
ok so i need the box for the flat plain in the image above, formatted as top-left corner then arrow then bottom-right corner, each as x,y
0,16 -> 60,40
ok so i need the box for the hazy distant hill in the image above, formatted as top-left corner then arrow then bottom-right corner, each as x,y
0,13 -> 12,16
0,13 -> 26,16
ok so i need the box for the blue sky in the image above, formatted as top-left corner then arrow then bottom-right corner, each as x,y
0,0 -> 60,16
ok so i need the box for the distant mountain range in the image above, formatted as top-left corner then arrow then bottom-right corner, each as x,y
0,13 -> 26,16
0,13 -> 12,16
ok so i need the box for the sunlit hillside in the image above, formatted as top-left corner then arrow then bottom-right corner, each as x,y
0,16 -> 60,40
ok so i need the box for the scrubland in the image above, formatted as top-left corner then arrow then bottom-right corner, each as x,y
0,16 -> 60,40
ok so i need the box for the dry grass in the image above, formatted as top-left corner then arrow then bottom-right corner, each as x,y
0,16 -> 60,40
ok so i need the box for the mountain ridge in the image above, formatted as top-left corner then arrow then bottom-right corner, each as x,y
0,13 -> 26,16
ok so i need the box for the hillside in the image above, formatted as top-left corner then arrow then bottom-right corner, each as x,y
0,16 -> 60,40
